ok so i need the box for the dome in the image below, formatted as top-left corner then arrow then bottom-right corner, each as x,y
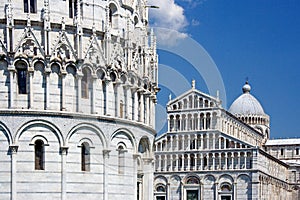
229,82 -> 265,116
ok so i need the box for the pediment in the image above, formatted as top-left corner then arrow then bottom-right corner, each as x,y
14,27 -> 45,58
51,31 -> 77,62
167,88 -> 221,111
83,35 -> 106,67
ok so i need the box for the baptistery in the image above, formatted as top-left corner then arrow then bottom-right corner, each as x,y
0,0 -> 158,200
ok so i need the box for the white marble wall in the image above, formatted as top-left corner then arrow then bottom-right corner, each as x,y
0,113 -> 155,200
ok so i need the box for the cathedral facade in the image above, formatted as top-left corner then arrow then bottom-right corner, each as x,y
154,81 -> 300,200
0,0 -> 158,200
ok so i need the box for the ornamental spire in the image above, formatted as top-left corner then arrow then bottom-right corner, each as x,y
242,81 -> 251,93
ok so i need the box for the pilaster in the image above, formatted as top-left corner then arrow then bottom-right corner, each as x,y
10,145 -> 18,200
60,146 -> 68,200
103,149 -> 111,200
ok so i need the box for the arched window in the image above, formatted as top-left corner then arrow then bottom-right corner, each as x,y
219,183 -> 233,200
203,156 -> 208,169
24,0 -> 37,13
118,145 -> 125,174
156,185 -> 166,192
186,177 -> 200,184
280,148 -> 284,156
35,140 -> 44,170
190,138 -> 197,150
109,3 -> 118,28
134,16 -> 139,26
81,142 -> 90,171
69,0 -> 78,18
81,68 -> 89,98
16,62 -> 28,94
155,184 -> 166,200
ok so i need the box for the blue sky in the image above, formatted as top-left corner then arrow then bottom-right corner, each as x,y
149,0 -> 300,139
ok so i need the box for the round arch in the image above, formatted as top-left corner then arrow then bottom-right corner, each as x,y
111,128 -> 137,152
236,174 -> 251,182
154,175 -> 168,185
14,119 -> 64,146
81,64 -> 94,75
138,136 -> 151,157
96,67 -> 107,80
49,61 -> 62,73
108,0 -> 120,14
0,121 -> 13,145
218,174 -> 234,183
66,123 -> 108,149
184,174 -> 201,185
32,58 -> 45,68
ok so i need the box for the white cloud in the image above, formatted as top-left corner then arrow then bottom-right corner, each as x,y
148,0 -> 188,46
191,19 -> 200,26
179,0 -> 207,8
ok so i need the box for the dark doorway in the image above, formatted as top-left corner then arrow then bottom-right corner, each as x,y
187,190 -> 198,200
156,196 -> 166,200
221,196 -> 231,200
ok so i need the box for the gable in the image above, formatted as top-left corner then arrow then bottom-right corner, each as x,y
14,27 -> 45,58
51,31 -> 77,62
83,34 -> 107,67
167,89 -> 221,112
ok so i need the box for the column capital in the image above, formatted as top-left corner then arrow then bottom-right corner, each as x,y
92,74 -> 98,80
9,145 -> 18,154
133,153 -> 141,159
130,84 -> 138,91
142,157 -> 154,164
60,146 -> 69,155
76,73 -> 83,79
103,149 -> 111,158
137,88 -> 146,93
123,82 -> 131,89
8,66 -> 16,72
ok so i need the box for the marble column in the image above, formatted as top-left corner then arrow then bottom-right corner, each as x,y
244,152 -> 247,169
139,90 -> 144,122
212,153 -> 215,170
76,73 -> 83,112
28,70 -> 34,109
45,67 -> 51,110
60,147 -> 68,200
60,71 -> 66,111
8,67 -> 15,108
10,145 -> 18,200
91,75 -> 97,114
231,154 -> 234,170
103,150 -> 111,200
158,155 -> 161,171
238,152 -> 241,169
225,153 -> 228,169
200,154 -> 203,170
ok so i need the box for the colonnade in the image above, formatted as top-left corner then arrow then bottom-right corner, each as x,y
155,133 -> 249,152
238,115 -> 269,126
5,60 -> 156,127
168,110 -> 264,148
155,151 -> 252,172
170,95 -> 215,111
220,115 -> 264,147
168,112 -> 218,132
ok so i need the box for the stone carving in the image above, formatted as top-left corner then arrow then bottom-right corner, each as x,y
51,24 -> 77,62
110,36 -> 125,71
84,35 -> 106,67
15,22 -> 44,58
